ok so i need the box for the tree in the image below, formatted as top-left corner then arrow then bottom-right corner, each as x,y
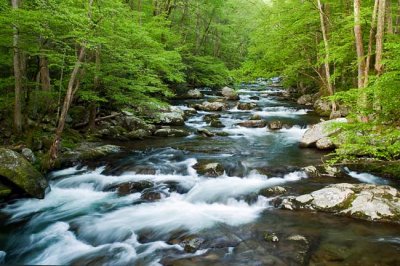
12,0 -> 22,134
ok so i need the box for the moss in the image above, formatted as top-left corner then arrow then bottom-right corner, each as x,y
0,182 -> 11,198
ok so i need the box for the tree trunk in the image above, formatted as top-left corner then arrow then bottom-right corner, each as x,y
48,47 -> 86,165
12,0 -> 22,134
39,55 -> 51,91
354,0 -> 366,89
364,0 -> 379,87
375,0 -> 386,75
88,46 -> 101,131
396,0 -> 400,34
317,0 -> 336,112
386,0 -> 394,33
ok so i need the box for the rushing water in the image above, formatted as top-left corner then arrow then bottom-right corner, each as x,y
1,83 -> 400,265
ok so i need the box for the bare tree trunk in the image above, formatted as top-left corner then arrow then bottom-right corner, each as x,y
396,0 -> 400,34
39,55 -> 51,91
12,0 -> 22,134
354,0 -> 366,89
317,0 -> 337,112
375,0 -> 386,75
364,0 -> 379,87
88,46 -> 101,131
386,0 -> 394,33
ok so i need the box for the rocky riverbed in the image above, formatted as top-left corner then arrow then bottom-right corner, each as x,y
0,81 -> 399,265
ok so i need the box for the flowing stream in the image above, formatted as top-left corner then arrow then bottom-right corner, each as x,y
1,83 -> 400,265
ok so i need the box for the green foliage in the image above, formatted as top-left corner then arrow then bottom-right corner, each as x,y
185,55 -> 230,87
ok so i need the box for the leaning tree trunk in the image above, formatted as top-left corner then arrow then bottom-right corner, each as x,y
317,0 -> 337,112
12,0 -> 22,134
48,47 -> 86,166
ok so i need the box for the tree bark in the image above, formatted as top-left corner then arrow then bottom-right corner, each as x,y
317,0 -> 336,112
88,46 -> 101,131
396,0 -> 400,34
386,0 -> 394,33
39,55 -> 51,91
364,0 -> 379,87
12,0 -> 22,134
375,0 -> 386,75
354,0 -> 366,89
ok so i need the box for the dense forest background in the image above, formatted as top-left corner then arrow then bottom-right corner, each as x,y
0,0 -> 399,168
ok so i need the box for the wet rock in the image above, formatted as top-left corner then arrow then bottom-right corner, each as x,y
221,86 -> 240,101
287,235 -> 308,243
282,183 -> 400,223
194,162 -> 224,177
141,190 -> 163,201
210,119 -> 225,128
203,114 -> 221,123
299,118 -> 347,148
197,128 -> 215,137
267,120 -> 283,130
0,148 -> 48,199
109,181 -> 153,196
126,129 -> 151,140
79,145 -> 121,160
316,137 -> 335,150
21,148 -> 36,164
250,96 -> 260,100
264,232 -> 279,242
250,114 -> 262,120
183,108 -> 197,118
302,166 -> 321,178
154,128 -> 189,138
259,186 -> 287,197
324,165 -> 341,177
237,102 -> 257,110
180,236 -> 206,253
122,115 -> 151,131
215,131 -> 229,137
186,89 -> 203,99
237,120 -> 266,128
157,106 -> 185,126
297,94 -> 313,106
194,101 -> 227,112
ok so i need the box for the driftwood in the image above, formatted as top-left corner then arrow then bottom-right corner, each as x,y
73,113 -> 122,128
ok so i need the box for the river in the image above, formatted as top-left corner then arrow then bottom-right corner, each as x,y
1,82 -> 399,265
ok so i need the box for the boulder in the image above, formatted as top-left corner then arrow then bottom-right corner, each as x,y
282,183 -> 400,223
154,128 -> 189,138
210,119 -> 225,128
237,120 -> 266,128
197,128 -> 215,137
267,121 -> 283,130
259,186 -> 287,197
0,148 -> 48,199
194,101 -> 227,112
126,129 -> 151,140
21,148 -> 36,164
297,94 -> 313,106
194,162 -> 224,177
107,181 -> 154,196
299,118 -> 347,148
203,114 -> 221,123
302,166 -> 321,178
180,236 -> 205,253
183,108 -> 197,118
157,106 -> 185,126
186,89 -> 203,99
237,102 -> 257,110
221,86 -> 240,101
316,137 -> 335,150
250,114 -> 262,120
314,99 -> 332,117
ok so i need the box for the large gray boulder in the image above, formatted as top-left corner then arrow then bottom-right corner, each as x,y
154,128 -> 189,138
300,118 -> 347,148
237,120 -> 267,128
314,99 -> 332,117
186,89 -> 203,99
194,101 -> 227,112
157,106 -> 185,126
282,183 -> 400,224
0,148 -> 48,199
297,94 -> 313,106
221,87 -> 240,101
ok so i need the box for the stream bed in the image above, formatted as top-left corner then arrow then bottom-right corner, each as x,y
1,83 -> 400,265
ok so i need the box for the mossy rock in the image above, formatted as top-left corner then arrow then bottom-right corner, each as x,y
0,182 -> 11,199
0,148 -> 48,199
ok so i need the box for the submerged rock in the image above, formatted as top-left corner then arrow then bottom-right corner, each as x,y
203,114 -> 221,123
300,118 -> 347,148
108,181 -> 154,196
180,236 -> 206,253
237,120 -> 266,128
197,128 -> 215,137
210,119 -> 225,128
0,148 -> 48,199
282,183 -> 400,223
221,86 -> 240,101
264,232 -> 279,242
